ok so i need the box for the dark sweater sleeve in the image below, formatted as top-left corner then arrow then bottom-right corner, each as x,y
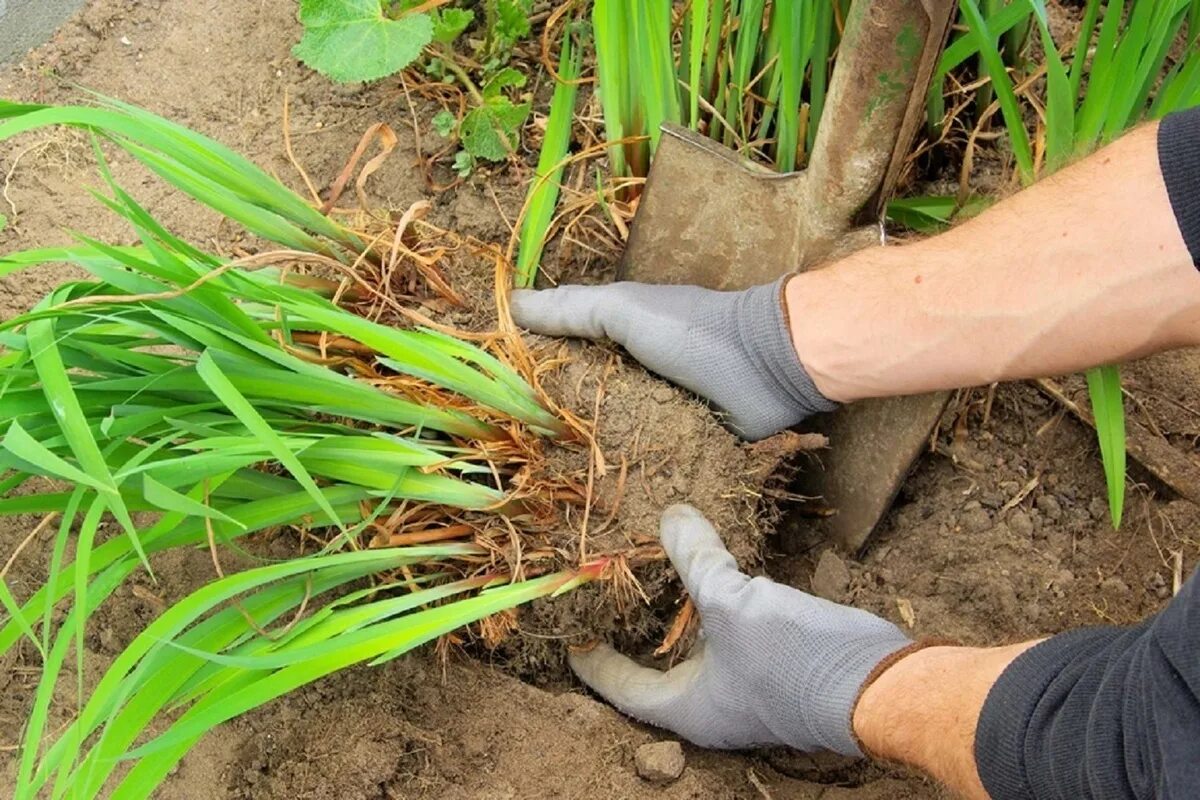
1158,105 -> 1200,266
974,567 -> 1200,799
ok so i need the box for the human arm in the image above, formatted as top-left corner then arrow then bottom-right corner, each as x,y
853,642 -> 1038,799
512,108 -> 1200,433
789,111 -> 1200,402
575,505 -> 1200,800
860,565 -> 1200,800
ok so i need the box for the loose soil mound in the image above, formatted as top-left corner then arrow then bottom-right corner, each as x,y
490,342 -> 814,676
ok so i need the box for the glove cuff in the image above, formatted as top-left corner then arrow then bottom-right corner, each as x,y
737,277 -> 839,419
808,633 -> 914,756
846,638 -> 959,759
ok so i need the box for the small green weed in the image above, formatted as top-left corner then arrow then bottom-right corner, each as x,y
294,0 -> 538,172
294,0 -> 472,83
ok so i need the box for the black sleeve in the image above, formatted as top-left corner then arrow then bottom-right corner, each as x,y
974,566 -> 1200,799
1158,105 -> 1200,267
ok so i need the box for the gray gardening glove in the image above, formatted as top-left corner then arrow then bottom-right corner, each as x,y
510,278 -> 837,440
570,504 -> 912,755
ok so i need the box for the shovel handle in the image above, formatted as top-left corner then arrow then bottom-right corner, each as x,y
804,0 -> 956,232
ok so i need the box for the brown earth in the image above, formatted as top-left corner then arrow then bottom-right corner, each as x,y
2,2 -> 1199,799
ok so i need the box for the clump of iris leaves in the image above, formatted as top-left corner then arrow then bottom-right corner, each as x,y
0,95 -> 589,799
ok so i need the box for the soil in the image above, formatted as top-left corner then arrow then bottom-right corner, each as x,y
3,2 -> 1200,799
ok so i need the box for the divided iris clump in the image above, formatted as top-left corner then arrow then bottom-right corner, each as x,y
0,96 -> 599,798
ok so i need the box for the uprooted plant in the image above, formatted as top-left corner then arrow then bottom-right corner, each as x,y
0,95 -> 620,799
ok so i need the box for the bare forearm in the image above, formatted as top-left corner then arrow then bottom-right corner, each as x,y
859,572 -> 1200,800
789,123 -> 1200,403
853,642 -> 1039,799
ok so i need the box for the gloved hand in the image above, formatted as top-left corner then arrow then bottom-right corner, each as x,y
570,504 -> 913,755
510,278 -> 837,441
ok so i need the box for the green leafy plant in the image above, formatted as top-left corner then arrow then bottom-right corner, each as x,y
479,0 -> 535,68
926,0 -> 1037,131
885,195 -> 991,233
972,1 -> 1034,123
0,96 -> 595,798
961,0 -> 1200,526
461,68 -> 533,159
294,0 -> 540,173
431,65 -> 533,173
294,0 -> 474,83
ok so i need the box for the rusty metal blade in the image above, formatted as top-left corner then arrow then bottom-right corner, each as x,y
618,125 -> 807,290
616,0 -> 957,552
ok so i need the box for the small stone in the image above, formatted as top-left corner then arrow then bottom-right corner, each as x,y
962,507 -> 991,533
635,741 -> 685,783
1088,497 -> 1109,521
1036,494 -> 1062,521
810,550 -> 851,601
979,492 -> 1004,510
120,35 -> 133,46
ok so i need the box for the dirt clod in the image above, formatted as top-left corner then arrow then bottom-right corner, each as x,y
635,741 -> 686,783
1008,509 -> 1034,537
961,503 -> 992,533
1036,494 -> 1063,521
811,550 -> 851,602
1101,576 -> 1130,594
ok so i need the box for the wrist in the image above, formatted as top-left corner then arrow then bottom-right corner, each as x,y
783,264 -> 876,404
784,245 -> 940,404
852,642 -> 1038,799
